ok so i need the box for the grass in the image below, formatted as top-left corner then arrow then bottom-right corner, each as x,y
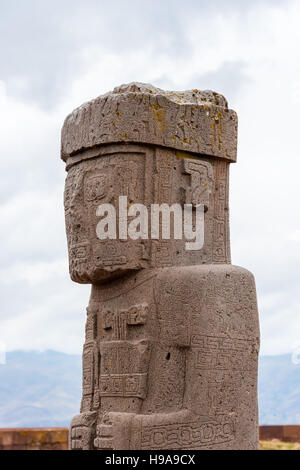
260,440 -> 300,450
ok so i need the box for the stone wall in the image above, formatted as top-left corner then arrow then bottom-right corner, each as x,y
0,428 -> 68,450
259,425 -> 300,443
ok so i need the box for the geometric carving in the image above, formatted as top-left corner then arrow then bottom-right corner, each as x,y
140,419 -> 235,449
93,242 -> 127,267
191,334 -> 256,374
102,304 -> 148,340
84,174 -> 107,202
71,426 -> 91,450
183,159 -> 213,207
70,242 -> 89,261
99,373 -> 148,398
100,340 -> 150,375
213,161 -> 229,263
70,412 -> 97,450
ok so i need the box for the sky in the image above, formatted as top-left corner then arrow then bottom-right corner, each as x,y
0,0 -> 300,356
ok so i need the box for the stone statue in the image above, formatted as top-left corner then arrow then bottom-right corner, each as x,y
61,83 -> 260,450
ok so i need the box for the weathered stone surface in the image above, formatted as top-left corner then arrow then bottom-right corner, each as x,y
64,143 -> 230,283
61,82 -> 237,163
77,265 -> 259,450
61,83 -> 260,450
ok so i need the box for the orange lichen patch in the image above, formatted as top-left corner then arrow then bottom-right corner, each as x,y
210,111 -> 224,151
175,151 -> 202,161
213,111 -> 223,122
152,104 -> 166,132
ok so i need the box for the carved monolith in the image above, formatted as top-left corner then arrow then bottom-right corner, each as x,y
61,83 -> 260,450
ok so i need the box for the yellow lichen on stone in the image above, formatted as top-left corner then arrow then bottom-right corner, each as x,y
152,104 -> 166,132
209,111 -> 224,151
216,111 -> 223,151
176,150 -> 202,161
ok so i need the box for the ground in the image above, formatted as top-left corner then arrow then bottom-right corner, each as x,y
260,440 -> 300,450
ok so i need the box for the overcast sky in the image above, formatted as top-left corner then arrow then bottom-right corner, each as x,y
0,0 -> 300,356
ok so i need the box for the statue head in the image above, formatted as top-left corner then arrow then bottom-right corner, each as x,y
62,83 -> 237,283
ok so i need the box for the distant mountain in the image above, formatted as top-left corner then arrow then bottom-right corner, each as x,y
258,354 -> 300,424
0,350 -> 81,427
0,350 -> 299,427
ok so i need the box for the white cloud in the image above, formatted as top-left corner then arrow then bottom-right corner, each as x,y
0,0 -> 300,355
0,82 -> 90,353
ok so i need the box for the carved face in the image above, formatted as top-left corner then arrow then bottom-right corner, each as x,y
64,151 -> 148,283
64,144 -> 229,284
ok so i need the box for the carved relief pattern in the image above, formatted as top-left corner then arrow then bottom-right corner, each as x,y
140,418 -> 235,450
99,373 -> 148,398
152,149 -> 174,267
183,159 -> 213,207
102,304 -> 148,340
191,334 -> 256,371
213,160 -> 230,263
81,308 -> 100,413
